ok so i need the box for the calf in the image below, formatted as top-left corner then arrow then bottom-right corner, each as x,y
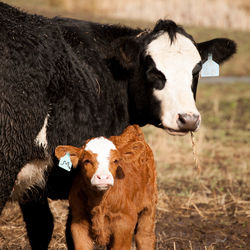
55,125 -> 157,250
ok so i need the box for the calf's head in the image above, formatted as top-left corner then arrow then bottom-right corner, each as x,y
109,20 -> 236,135
55,137 -> 144,191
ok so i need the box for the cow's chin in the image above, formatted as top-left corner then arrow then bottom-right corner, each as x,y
164,128 -> 188,136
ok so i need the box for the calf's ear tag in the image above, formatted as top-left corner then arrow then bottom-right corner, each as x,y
58,152 -> 72,171
200,53 -> 219,77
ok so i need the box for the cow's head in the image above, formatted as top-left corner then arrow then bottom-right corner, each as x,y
108,20 -> 236,135
55,137 -> 143,191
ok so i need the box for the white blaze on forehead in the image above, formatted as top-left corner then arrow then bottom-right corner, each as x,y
85,137 -> 116,176
146,32 -> 201,130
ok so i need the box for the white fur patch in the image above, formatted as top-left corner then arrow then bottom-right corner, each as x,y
85,137 -> 116,186
11,158 -> 52,201
146,33 -> 201,130
35,114 -> 49,149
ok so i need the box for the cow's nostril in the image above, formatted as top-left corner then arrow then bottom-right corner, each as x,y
177,113 -> 200,131
178,113 -> 187,124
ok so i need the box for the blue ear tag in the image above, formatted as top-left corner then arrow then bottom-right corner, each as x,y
58,152 -> 72,171
200,53 -> 219,77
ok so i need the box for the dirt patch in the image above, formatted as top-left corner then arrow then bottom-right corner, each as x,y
155,189 -> 250,249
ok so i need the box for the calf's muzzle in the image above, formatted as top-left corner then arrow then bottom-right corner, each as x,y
91,173 -> 114,190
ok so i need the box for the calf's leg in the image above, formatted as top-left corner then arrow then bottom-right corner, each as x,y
108,215 -> 136,250
65,208 -> 75,250
19,189 -> 54,250
134,207 -> 156,250
71,219 -> 93,250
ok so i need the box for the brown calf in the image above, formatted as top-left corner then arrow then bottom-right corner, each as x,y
55,125 -> 157,250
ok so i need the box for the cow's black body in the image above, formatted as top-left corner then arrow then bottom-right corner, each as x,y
0,4 -> 131,248
0,3 -> 236,249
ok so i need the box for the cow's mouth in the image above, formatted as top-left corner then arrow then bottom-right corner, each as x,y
156,123 -> 188,136
164,128 -> 188,136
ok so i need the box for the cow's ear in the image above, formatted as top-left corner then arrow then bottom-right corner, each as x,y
107,37 -> 140,80
197,38 -> 236,64
55,145 -> 82,168
121,141 -> 145,163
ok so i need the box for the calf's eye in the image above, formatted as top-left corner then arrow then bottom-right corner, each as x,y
84,160 -> 91,165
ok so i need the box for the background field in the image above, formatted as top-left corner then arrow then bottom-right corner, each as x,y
0,1 -> 250,249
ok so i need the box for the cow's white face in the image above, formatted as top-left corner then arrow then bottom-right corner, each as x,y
146,33 -> 201,135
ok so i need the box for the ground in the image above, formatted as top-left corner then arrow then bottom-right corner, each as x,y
0,83 -> 249,249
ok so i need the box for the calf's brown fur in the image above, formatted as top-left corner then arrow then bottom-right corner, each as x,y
55,125 -> 157,250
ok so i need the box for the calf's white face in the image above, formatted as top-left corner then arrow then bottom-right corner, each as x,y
146,33 -> 201,134
85,137 -> 117,191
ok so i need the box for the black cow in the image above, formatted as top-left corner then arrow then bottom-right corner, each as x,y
0,2 -> 236,249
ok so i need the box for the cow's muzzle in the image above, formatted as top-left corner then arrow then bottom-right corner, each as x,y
176,113 -> 201,132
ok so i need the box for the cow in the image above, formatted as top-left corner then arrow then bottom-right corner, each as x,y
55,125 -> 157,250
0,2 -> 236,249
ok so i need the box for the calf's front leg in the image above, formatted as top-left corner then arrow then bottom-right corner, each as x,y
71,218 -> 93,250
108,214 -> 136,250
134,206 -> 156,250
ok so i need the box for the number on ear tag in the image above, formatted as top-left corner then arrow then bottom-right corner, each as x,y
58,152 -> 72,171
201,53 -> 219,77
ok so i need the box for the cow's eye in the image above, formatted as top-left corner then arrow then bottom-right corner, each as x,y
192,62 -> 202,76
146,68 -> 166,90
114,160 -> 119,164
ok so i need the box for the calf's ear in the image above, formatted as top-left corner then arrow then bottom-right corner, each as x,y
197,38 -> 236,64
121,141 -> 145,163
55,145 -> 82,168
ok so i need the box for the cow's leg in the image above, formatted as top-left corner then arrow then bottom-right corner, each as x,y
19,190 -> 54,250
134,207 -> 156,250
0,160 -> 19,214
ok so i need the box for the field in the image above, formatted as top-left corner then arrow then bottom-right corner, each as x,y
0,82 -> 249,249
0,1 -> 250,249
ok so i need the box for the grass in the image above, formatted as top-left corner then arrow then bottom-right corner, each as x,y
0,83 -> 249,249
143,82 -> 250,249
144,82 -> 250,188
